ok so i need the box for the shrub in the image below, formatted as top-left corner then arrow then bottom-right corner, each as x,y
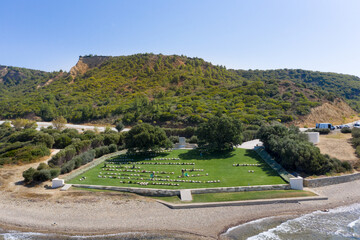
72,140 -> 91,154
243,130 -> 258,142
356,145 -> 360,158
103,133 -> 120,146
61,160 -> 75,174
23,167 -> 36,183
33,169 -> 52,182
30,144 -> 50,158
341,161 -> 352,172
352,128 -> 360,138
80,150 -> 96,164
354,160 -> 360,171
91,135 -> 104,148
33,132 -> 55,148
53,134 -> 72,149
9,129 -> 38,143
115,121 -> 125,132
108,144 -> 117,153
169,136 -> 179,144
37,162 -> 49,171
50,168 -> 60,178
352,138 -> 360,148
73,156 -> 83,168
341,127 -> 352,133
309,128 -> 330,134
188,135 -> 198,144
258,125 -> 352,175
95,146 -> 110,158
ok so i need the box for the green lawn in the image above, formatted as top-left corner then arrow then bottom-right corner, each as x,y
67,148 -> 287,189
154,190 -> 317,204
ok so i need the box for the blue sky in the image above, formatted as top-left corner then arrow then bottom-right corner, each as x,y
1,0 -> 360,76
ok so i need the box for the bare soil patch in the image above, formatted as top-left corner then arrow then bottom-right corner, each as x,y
317,132 -> 359,163
294,99 -> 359,127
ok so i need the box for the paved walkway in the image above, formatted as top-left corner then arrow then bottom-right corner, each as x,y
237,139 -> 263,149
157,195 -> 328,209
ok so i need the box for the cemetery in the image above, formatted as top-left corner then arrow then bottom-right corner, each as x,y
67,148 -> 287,189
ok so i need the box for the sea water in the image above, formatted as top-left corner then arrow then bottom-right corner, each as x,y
223,203 -> 360,240
0,231 -> 191,240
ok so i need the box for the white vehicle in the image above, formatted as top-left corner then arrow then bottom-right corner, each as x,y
316,123 -> 335,130
354,122 -> 360,128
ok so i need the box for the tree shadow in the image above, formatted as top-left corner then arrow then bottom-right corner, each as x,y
243,150 -> 283,178
15,180 -> 46,188
178,149 -> 236,160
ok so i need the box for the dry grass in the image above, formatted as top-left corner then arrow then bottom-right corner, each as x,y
317,133 -> 359,163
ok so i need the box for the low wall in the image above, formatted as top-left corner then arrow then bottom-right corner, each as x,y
72,184 -> 180,196
190,184 -> 290,194
304,172 -> 360,188
72,184 -> 290,197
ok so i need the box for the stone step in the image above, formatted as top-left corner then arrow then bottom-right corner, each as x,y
60,184 -> 72,191
180,189 -> 192,201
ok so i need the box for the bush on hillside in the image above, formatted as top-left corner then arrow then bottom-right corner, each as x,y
352,128 -> 360,138
356,145 -> 360,158
33,169 -> 52,182
352,138 -> 360,147
37,162 -> 49,171
95,146 -> 110,158
341,127 -> 352,133
307,128 -> 330,135
188,135 -> 198,144
169,136 -> 179,144
258,124 -> 351,175
108,144 -> 117,153
23,167 -> 36,183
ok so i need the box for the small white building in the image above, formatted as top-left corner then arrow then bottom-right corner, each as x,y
52,178 -> 65,188
304,132 -> 320,144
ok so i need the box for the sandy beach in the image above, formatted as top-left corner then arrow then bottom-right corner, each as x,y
0,160 -> 360,239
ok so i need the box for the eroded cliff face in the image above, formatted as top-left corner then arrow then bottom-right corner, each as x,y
294,99 -> 358,127
69,56 -> 110,78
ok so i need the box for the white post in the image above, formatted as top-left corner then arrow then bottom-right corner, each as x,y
290,177 -> 303,190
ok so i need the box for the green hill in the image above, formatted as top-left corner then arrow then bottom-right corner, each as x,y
0,54 -> 359,126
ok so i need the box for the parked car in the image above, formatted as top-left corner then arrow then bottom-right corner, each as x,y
354,122 -> 360,128
315,123 -> 335,130
338,124 -> 350,129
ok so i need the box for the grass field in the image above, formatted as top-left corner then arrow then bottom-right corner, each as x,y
153,190 -> 317,203
67,148 -> 287,189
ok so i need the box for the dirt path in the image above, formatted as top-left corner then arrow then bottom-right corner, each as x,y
0,149 -> 59,196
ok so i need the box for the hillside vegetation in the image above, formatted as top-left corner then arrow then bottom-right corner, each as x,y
0,54 -> 359,126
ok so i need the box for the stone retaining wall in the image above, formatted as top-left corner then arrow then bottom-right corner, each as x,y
304,172 -> 360,187
72,184 -> 180,196
72,184 -> 290,197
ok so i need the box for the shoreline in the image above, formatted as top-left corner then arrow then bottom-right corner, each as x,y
0,180 -> 359,239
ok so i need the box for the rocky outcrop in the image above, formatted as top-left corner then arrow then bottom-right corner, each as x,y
0,66 -> 9,83
69,56 -> 111,79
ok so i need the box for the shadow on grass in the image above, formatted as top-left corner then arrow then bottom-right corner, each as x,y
243,150 -> 284,178
178,149 -> 236,160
